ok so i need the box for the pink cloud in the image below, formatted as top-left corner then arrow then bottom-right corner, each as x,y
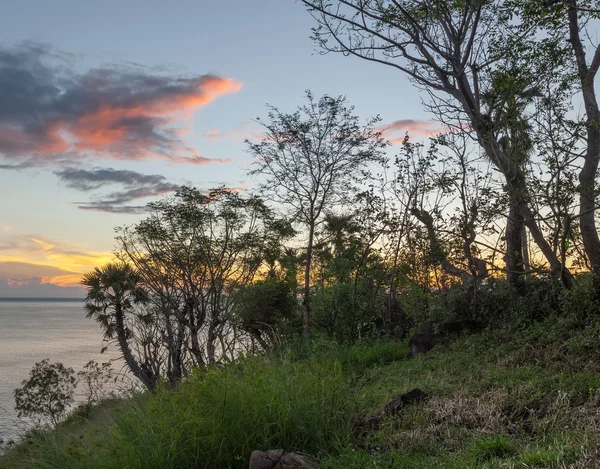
377,119 -> 443,143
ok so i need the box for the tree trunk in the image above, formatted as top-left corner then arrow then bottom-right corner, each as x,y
521,224 -> 530,270
411,207 -> 472,284
207,320 -> 217,365
568,2 -> 600,293
466,111 -> 574,287
505,199 -> 526,299
170,323 -> 185,384
450,77 -> 573,287
114,303 -> 156,391
303,223 -> 315,338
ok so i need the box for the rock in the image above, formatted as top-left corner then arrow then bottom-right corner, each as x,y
385,388 -> 429,415
408,325 -> 438,357
248,449 -> 319,469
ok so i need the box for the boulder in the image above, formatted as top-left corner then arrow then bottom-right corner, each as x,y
248,449 -> 319,469
408,325 -> 438,357
385,388 -> 429,415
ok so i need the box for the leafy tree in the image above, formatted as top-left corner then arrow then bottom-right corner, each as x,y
516,0 -> 600,291
14,359 -> 76,427
247,91 -> 387,336
116,187 -> 294,370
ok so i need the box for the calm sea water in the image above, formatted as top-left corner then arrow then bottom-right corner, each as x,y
0,299 -> 122,442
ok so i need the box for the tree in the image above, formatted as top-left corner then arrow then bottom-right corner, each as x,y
310,210 -> 389,341
82,263 -> 157,391
14,359 -> 76,427
299,0 -> 574,288
516,0 -> 600,291
247,91 -> 388,336
116,187 -> 294,369
566,1 -> 600,290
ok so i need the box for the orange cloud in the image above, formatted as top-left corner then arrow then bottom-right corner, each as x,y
53,77 -> 241,164
0,234 -> 113,290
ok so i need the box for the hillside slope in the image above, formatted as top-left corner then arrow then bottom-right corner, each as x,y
2,316 -> 600,468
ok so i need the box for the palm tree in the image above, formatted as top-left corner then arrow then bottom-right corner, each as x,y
82,262 -> 156,391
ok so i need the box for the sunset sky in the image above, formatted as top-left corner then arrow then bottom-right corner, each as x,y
0,0 -> 438,297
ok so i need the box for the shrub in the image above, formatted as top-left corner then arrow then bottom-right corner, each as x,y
14,359 -> 77,427
77,360 -> 116,406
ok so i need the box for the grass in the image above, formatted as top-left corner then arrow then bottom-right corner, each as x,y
2,317 -> 600,468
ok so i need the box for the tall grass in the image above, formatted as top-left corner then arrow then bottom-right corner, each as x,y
115,355 -> 355,469
0,345 -> 371,469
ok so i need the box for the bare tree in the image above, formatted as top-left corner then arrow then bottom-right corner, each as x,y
299,0 -> 574,287
247,91 -> 387,336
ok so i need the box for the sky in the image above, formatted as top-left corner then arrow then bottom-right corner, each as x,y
0,0 -> 438,298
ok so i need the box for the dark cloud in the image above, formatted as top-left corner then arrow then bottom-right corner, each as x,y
0,42 -> 241,166
54,166 -> 180,214
76,203 -> 147,214
55,167 -> 178,191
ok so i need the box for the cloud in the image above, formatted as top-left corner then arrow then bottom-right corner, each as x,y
377,119 -> 443,143
0,233 -> 112,288
0,261 -> 87,298
76,203 -> 147,214
0,42 -> 242,166
0,277 -> 83,298
0,261 -> 77,280
202,121 -> 262,142
54,166 -> 181,213
55,167 -> 178,191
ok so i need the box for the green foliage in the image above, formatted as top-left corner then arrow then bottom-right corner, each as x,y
236,276 -> 300,349
14,359 -> 77,427
115,357 -> 353,469
518,448 -> 559,466
341,340 -> 409,374
560,272 -> 600,321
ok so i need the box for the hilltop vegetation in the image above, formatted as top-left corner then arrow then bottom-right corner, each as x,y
6,1 -> 600,468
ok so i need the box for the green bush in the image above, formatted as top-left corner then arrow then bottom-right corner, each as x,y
236,277 -> 300,348
14,359 -> 77,427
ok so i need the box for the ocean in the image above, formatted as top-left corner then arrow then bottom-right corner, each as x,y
0,298 -> 122,443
